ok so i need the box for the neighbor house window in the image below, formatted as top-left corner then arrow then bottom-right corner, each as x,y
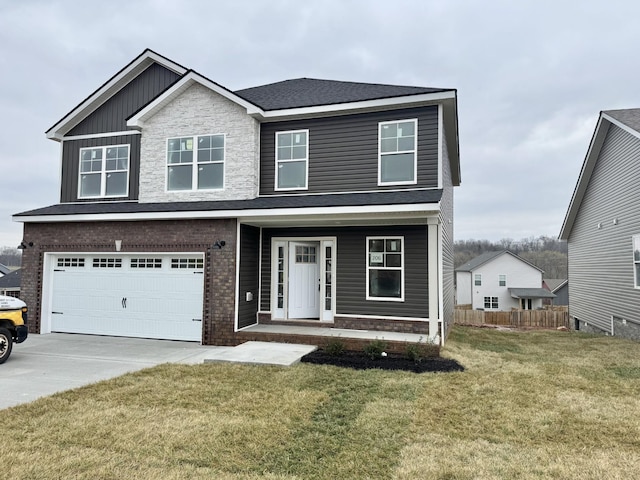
367,237 -> 404,301
474,274 -> 482,286
379,119 -> 417,185
633,235 -> 640,288
276,130 -> 308,190
167,135 -> 225,191
484,296 -> 499,309
79,145 -> 129,198
499,274 -> 507,287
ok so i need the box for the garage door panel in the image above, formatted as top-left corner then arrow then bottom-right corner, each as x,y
51,254 -> 205,342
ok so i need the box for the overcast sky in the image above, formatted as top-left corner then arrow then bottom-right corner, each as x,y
1,0 -> 638,248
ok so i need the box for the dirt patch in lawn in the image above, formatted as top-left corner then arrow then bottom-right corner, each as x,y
300,350 -> 464,373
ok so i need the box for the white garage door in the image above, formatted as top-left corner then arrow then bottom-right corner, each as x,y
50,254 -> 205,341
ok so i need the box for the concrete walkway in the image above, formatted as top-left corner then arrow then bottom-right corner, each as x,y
0,333 -> 315,410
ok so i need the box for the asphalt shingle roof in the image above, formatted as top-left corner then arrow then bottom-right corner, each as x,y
235,78 -> 452,111
15,189 -> 443,217
509,288 -> 556,299
455,251 -> 505,272
0,269 -> 20,289
0,263 -> 11,275
604,108 -> 640,133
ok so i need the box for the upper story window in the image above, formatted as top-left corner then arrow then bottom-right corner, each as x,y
367,237 -> 404,301
79,145 -> 129,198
499,274 -> 507,287
474,274 -> 482,286
633,235 -> 640,288
276,130 -> 308,190
378,119 -> 417,185
167,135 -> 224,191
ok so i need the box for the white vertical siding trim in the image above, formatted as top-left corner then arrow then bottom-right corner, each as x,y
438,103 -> 443,189
428,219 -> 439,337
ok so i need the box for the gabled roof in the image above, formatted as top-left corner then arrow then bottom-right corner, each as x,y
235,77 -> 452,111
455,250 -> 544,273
560,108 -> 640,240
0,269 -> 20,289
46,49 -> 188,141
543,278 -> 567,292
0,263 -> 10,276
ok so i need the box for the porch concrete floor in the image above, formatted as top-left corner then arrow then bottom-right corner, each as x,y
240,324 -> 432,343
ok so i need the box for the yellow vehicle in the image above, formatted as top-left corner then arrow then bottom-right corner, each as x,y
0,295 -> 28,364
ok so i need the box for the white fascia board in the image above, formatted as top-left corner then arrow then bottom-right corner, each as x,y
559,114 -> 609,240
601,113 -> 640,141
46,50 -> 187,141
256,90 -> 457,121
13,202 -> 441,224
127,72 -> 263,128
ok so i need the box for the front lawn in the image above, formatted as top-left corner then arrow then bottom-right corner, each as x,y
6,326 -> 640,479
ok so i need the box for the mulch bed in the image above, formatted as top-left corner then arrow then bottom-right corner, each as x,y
300,350 -> 464,373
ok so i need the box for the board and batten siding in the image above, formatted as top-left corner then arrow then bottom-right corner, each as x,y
60,135 -> 141,202
259,106 -> 439,195
260,226 -> 429,319
568,124 -> 640,333
67,63 -> 181,136
238,225 -> 260,329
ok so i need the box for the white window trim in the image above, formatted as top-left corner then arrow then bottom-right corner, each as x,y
378,118 -> 418,186
166,134 -> 226,192
484,296 -> 499,309
474,273 -> 482,286
499,274 -> 507,287
633,235 -> 640,289
275,129 -> 309,191
366,236 -> 405,302
78,144 -> 130,199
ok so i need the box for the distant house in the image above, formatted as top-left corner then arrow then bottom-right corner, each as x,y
455,250 -> 555,311
0,263 -> 10,277
542,279 -> 568,306
0,268 -> 20,298
560,108 -> 640,340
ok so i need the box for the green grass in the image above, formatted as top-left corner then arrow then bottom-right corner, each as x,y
5,326 -> 640,479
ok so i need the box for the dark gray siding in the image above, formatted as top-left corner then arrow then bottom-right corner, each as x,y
568,124 -> 640,334
553,283 -> 568,306
439,130 -> 455,338
238,224 -> 260,329
68,63 -> 181,135
60,135 -> 141,202
260,225 -> 429,318
260,106 -> 439,195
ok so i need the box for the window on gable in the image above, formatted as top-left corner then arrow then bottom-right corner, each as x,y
474,274 -> 482,286
484,296 -> 499,309
499,274 -> 507,287
379,119 -> 417,185
276,130 -> 308,190
79,145 -> 129,198
367,237 -> 404,301
633,235 -> 640,288
167,135 -> 224,191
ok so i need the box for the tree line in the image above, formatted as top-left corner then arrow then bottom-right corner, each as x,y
0,247 -> 21,267
455,236 -> 568,279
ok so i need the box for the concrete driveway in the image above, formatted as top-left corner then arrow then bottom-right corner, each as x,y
0,333 -> 233,410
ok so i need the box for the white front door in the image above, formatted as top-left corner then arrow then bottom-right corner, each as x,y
288,242 -> 320,319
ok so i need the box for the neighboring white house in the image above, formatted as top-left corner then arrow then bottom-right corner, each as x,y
455,250 -> 555,311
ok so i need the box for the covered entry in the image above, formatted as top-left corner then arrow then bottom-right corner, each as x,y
46,253 -> 205,341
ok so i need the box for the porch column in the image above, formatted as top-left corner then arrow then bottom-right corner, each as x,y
427,218 -> 440,338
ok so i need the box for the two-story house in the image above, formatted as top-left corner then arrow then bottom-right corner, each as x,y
14,49 -> 460,348
455,251 -> 554,311
560,109 -> 640,340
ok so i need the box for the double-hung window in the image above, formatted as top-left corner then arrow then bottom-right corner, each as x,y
367,237 -> 404,301
484,297 -> 499,309
499,274 -> 507,287
633,235 -> 640,288
379,119 -> 417,185
79,145 -> 129,198
474,274 -> 482,286
276,130 -> 308,190
167,135 -> 224,191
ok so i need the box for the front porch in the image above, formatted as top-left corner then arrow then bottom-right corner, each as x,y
235,324 -> 439,355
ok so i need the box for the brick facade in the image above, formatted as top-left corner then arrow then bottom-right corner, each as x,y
21,219 -> 239,346
138,83 -> 260,203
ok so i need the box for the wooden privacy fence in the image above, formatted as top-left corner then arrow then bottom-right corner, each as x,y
454,307 -> 569,329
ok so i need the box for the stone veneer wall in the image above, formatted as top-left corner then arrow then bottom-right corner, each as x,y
138,83 -> 260,203
21,219 -> 239,346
